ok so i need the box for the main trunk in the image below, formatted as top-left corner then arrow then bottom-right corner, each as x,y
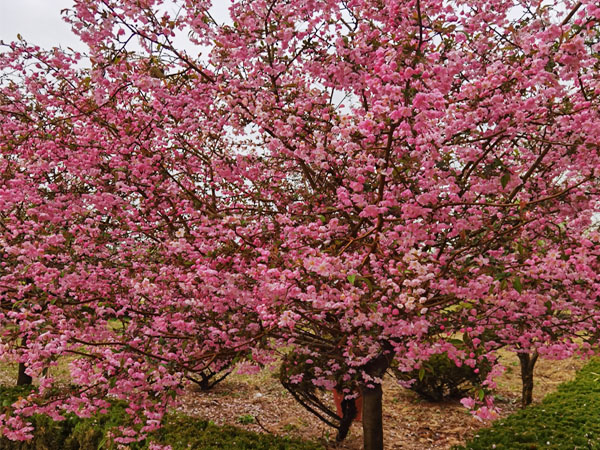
17,362 -> 32,386
362,382 -> 384,450
16,335 -> 32,386
360,346 -> 391,450
517,351 -> 538,408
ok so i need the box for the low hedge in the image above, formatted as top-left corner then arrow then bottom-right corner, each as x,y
457,358 -> 600,450
0,386 -> 323,449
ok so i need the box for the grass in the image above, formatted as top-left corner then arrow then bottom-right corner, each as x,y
237,414 -> 256,425
0,386 -> 325,450
456,357 -> 600,449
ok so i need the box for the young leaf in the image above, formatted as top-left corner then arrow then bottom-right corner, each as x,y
513,277 -> 523,294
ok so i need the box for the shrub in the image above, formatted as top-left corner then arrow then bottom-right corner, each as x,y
394,352 -> 491,402
456,358 -> 600,449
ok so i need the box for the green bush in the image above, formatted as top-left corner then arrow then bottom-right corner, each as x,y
456,358 -> 600,450
0,388 -> 324,450
394,352 -> 491,402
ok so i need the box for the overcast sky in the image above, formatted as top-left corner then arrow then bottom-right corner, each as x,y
0,0 -> 84,50
0,0 -> 231,53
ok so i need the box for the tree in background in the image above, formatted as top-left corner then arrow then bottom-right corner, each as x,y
1,1 -> 600,449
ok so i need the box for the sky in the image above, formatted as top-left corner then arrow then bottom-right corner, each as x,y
0,0 -> 85,50
0,0 -> 231,53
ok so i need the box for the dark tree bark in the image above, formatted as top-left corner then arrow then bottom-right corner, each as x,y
16,335 -> 32,386
360,345 -> 392,450
16,362 -> 32,386
362,382 -> 384,450
336,397 -> 357,442
517,350 -> 538,408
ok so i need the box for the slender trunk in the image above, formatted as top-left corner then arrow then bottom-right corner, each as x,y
16,335 -> 32,386
360,345 -> 391,450
517,351 -> 538,408
336,397 -> 357,442
17,362 -> 32,386
362,382 -> 384,450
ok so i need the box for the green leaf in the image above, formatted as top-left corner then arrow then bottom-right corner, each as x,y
347,274 -> 356,285
501,172 -> 510,188
97,436 -> 107,450
418,367 -> 426,381
478,389 -> 485,401
513,277 -> 523,294
358,276 -> 374,292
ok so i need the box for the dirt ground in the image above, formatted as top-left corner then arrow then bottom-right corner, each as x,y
176,353 -> 586,449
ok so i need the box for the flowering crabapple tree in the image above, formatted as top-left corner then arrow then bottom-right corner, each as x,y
2,0 -> 600,449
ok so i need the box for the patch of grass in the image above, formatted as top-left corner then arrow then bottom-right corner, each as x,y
282,423 -> 298,433
0,387 -> 324,450
456,358 -> 600,450
152,415 -> 324,450
237,414 -> 256,425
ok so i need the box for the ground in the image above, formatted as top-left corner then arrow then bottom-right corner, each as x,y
0,353 -> 585,449
176,353 -> 586,449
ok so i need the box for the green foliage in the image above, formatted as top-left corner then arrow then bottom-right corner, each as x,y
394,352 -> 491,402
457,358 -> 600,450
0,386 -> 35,406
0,414 -> 73,450
0,388 -> 324,450
237,414 -> 256,425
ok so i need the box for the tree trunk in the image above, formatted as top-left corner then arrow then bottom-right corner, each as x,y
360,345 -> 391,450
362,382 -> 384,450
517,351 -> 538,408
16,335 -> 32,386
336,397 -> 358,442
17,362 -> 32,386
